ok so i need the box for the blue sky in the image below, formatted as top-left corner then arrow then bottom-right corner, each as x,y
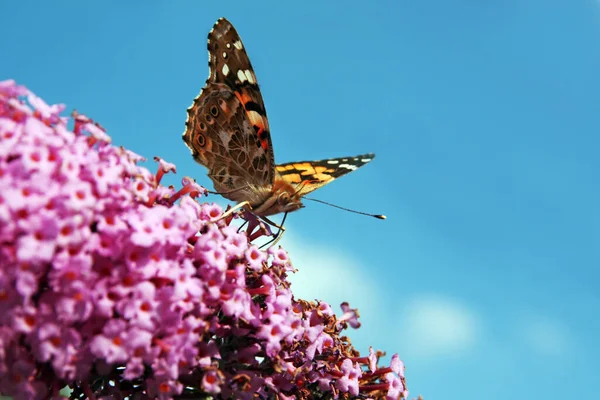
2,1 -> 599,399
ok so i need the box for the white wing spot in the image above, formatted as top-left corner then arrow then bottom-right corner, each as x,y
233,40 -> 243,50
339,164 -> 358,171
245,70 -> 255,84
226,42 -> 232,49
361,158 -> 372,163
218,129 -> 231,148
237,69 -> 247,82
222,64 -> 230,76
342,158 -> 348,162
327,160 -> 339,164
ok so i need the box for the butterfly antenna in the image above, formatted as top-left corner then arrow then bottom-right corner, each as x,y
304,197 -> 386,220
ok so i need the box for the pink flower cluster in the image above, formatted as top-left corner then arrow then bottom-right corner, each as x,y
0,80 -> 408,399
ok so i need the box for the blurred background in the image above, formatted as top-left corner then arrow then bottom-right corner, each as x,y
1,1 -> 599,399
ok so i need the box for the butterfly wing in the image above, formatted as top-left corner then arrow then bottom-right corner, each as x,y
183,18 -> 274,203
276,153 -> 375,196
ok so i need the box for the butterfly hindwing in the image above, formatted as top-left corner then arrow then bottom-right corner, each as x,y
276,153 -> 375,196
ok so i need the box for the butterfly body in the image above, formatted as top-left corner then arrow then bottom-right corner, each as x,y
183,18 -> 376,217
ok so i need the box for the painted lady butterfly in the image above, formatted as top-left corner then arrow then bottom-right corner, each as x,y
183,18 -> 380,220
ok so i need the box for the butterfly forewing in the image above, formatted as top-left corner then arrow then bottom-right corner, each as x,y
183,18 -> 275,204
276,153 -> 375,196
205,18 -> 274,173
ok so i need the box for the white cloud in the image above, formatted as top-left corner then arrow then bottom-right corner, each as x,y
519,315 -> 571,357
282,233 -> 381,318
281,235 -> 482,360
401,296 -> 479,358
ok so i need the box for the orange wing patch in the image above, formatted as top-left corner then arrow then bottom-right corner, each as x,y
276,162 -> 336,183
233,87 -> 270,151
275,154 -> 375,196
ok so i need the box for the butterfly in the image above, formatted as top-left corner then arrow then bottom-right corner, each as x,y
183,18 -> 380,221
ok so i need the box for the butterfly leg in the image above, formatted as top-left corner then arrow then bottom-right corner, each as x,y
211,201 -> 252,223
236,219 -> 249,233
258,212 -> 288,249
